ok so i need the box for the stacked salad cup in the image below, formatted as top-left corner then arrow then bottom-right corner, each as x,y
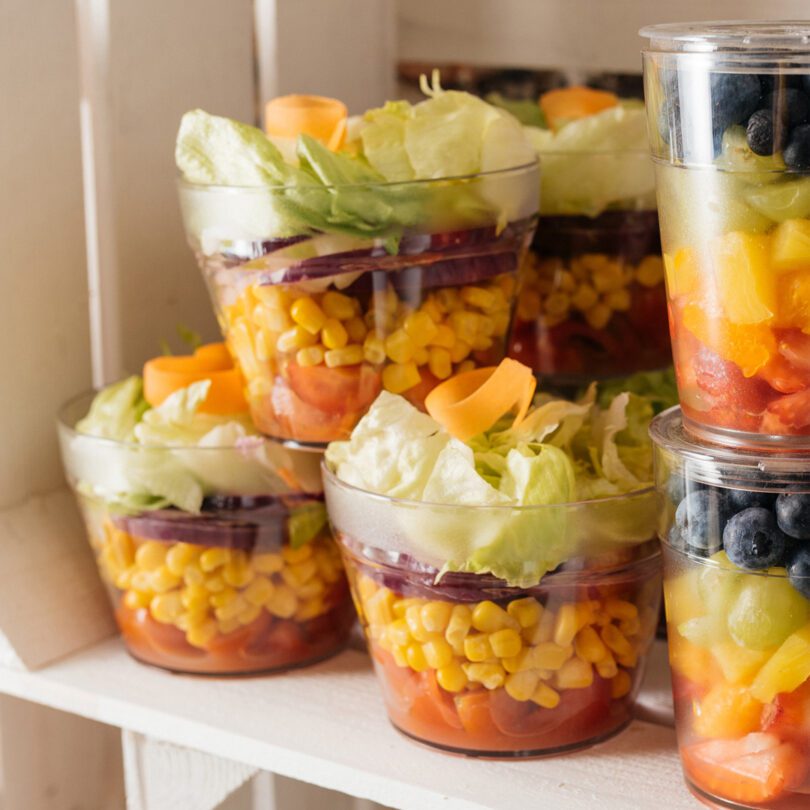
508,87 -> 671,388
644,20 -> 810,807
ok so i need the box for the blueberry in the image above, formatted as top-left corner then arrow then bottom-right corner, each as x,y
658,96 -> 681,148
667,524 -> 686,551
747,109 -> 776,155
767,88 -> 810,128
726,489 -> 778,511
711,73 -> 763,130
665,473 -> 687,505
675,489 -> 728,553
787,546 -> 810,599
776,491 -> 810,539
784,124 -> 810,171
723,507 -> 789,570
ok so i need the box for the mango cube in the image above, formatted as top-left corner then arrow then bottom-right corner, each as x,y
771,219 -> 810,272
750,624 -> 810,704
711,231 -> 775,324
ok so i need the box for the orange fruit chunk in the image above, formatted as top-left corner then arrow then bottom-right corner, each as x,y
693,683 -> 764,739
682,304 -> 776,377
711,231 -> 775,324
776,270 -> 810,332
539,86 -> 618,131
771,218 -> 810,272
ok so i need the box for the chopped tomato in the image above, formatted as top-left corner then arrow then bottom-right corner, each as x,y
455,691 -> 500,738
681,733 -> 809,805
287,361 -> 381,416
402,370 -> 440,410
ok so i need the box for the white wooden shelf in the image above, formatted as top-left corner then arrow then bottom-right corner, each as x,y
0,638 -> 692,810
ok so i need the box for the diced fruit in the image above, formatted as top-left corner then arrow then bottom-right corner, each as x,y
711,231 -> 775,324
723,508 -> 789,570
678,616 -> 725,648
775,271 -> 810,331
728,578 -> 809,651
711,640 -> 773,686
663,570 -> 704,626
668,633 -> 720,691
693,683 -> 764,739
747,177 -> 810,223
681,733 -> 808,805
771,219 -> 810,272
761,679 -> 810,748
719,124 -> 785,180
539,86 -> 618,131
697,553 -> 743,620
751,624 -> 810,703
663,247 -> 702,299
762,388 -> 810,435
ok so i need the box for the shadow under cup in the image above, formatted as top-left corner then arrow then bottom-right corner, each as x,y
324,466 -> 662,757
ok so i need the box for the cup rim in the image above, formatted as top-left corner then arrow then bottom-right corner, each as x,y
321,460 -> 655,513
176,159 -> 540,194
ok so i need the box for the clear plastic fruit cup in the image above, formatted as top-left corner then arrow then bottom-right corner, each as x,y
59,391 -> 354,675
643,22 -> 810,448
323,466 -> 661,757
509,151 -> 670,388
178,165 -> 539,445
651,406 -> 810,808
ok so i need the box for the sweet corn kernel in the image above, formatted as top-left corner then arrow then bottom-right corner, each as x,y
393,597 -> 422,618
522,609 -> 555,645
371,287 -> 399,315
403,311 -> 438,347
507,597 -> 542,629
463,662 -> 505,690
366,588 -> 396,626
281,544 -> 313,564
502,653 -> 525,673
505,670 -> 540,702
428,347 -> 452,380
135,541 -> 167,571
531,682 -> 561,709
253,285 -> 288,308
186,620 -> 218,649
571,283 -> 599,311
253,552 -> 284,574
463,634 -> 494,663
428,324 -> 456,350
575,626 -> 608,664
205,574 -> 226,593
165,543 -> 199,577
422,638 -> 454,669
406,643 -> 429,672
592,263 -> 624,293
449,340 -> 471,363
111,530 -> 135,569
553,604 -> 579,647
149,591 -> 183,624
412,346 -> 429,365
601,624 -> 633,658
612,669 -> 633,698
209,587 -> 238,609
277,326 -> 318,353
545,292 -> 571,317
384,329 -> 416,363
382,362 -> 420,394
419,298 -> 442,323
489,628 -> 522,659
363,334 -> 386,365
181,584 -> 210,613
585,303 -> 612,330
524,642 -> 572,671
290,297 -> 327,334
405,604 -> 435,643
392,646 -> 409,667
266,583 -> 298,618
114,569 -> 134,590
605,599 -> 638,621
461,286 -> 496,311
596,652 -> 618,679
605,289 -> 631,312
151,566 -> 181,593
472,601 -> 516,633
259,306 -> 293,334
296,578 -> 325,600
200,547 -> 230,572
325,345 -> 364,367
470,335 -> 493,352
387,618 -> 411,647
223,560 -> 255,589
296,596 -> 326,621
556,657 -> 594,690
445,604 -> 472,654
124,589 -> 151,610
281,559 -> 317,589
217,616 -> 241,635
636,255 -> 665,287
619,616 -> 641,637
175,610 -> 208,632
436,662 -> 468,692
421,601 -> 453,634
448,311 -> 479,345
215,594 -> 248,623
322,318 -> 349,350
296,345 -> 325,367
237,603 -> 262,626
616,649 -> 638,669
322,291 -> 356,321
345,316 -> 368,344
436,288 -> 461,312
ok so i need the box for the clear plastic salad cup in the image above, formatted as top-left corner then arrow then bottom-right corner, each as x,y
59,390 -> 354,675
178,165 -> 539,445
643,22 -> 810,447
324,468 -> 661,757
652,407 -> 810,808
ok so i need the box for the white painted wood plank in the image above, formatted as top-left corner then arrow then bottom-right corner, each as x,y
0,696 -> 124,810
75,0 -> 256,383
0,640 -> 693,810
0,0 -> 91,508
396,0 -> 810,74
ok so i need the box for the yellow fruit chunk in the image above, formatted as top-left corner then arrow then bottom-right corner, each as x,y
771,219 -> 810,272
711,640 -> 773,686
663,571 -> 705,626
664,247 -> 702,300
693,683 -> 763,739
775,270 -> 810,332
683,304 -> 776,377
750,624 -> 810,704
711,231 -> 775,324
668,634 -> 719,690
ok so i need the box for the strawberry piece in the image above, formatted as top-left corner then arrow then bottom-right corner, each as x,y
762,680 -> 810,752
762,388 -> 810,435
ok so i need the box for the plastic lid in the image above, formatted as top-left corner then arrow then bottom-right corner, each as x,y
650,407 -> 810,491
641,20 -> 810,55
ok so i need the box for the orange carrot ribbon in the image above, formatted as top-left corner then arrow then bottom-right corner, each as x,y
264,94 -> 348,151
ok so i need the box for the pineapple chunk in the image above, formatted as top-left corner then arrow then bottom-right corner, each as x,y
712,231 -> 775,324
669,633 -> 720,690
664,570 -> 705,626
775,270 -> 810,332
712,640 -> 773,686
771,219 -> 810,272
664,247 -> 702,300
750,624 -> 810,704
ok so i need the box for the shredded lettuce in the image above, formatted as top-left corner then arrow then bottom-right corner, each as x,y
595,367 -> 678,415
76,376 -> 150,441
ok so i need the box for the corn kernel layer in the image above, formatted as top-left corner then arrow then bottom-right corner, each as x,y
354,575 -> 644,706
96,521 -> 345,649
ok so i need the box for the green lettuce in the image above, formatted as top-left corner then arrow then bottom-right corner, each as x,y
76,376 -> 150,441
595,368 -> 678,415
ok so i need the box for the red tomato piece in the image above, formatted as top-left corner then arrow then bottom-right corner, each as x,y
287,361 -> 381,416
